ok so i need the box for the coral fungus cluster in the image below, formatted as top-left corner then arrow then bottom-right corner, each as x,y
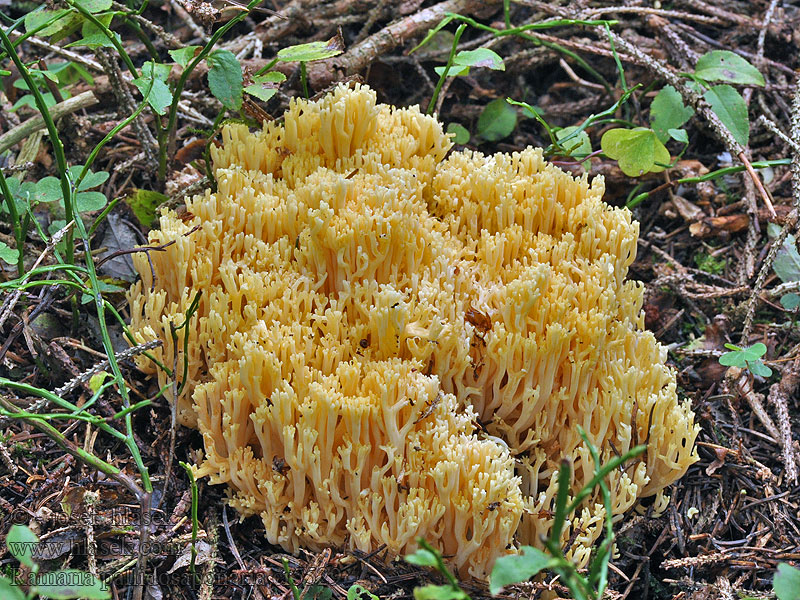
128,84 -> 698,577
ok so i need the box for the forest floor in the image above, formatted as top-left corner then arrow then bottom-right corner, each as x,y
1,0 -> 799,599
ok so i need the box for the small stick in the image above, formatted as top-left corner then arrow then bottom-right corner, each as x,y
54,339 -> 163,397
8,31 -> 104,72
766,361 -> 800,484
580,6 -> 723,25
170,0 -> 211,43
741,79 -> 800,339
741,210 -> 799,339
766,276 -> 800,299
739,151 -> 776,219
757,115 -> 800,154
0,92 -> 98,154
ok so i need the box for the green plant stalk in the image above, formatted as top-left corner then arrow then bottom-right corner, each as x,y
253,57 -> 279,77
418,538 -> 462,590
2,276 -> 103,303
415,13 -> 614,93
413,13 -> 618,51
4,408 -> 109,426
550,88 -> 637,145
0,265 -> 89,288
108,303 -> 172,375
427,23 -> 467,115
112,399 -> 153,420
626,158 -> 791,208
503,0 -> 511,29
0,10 -> 17,27
1,278 -> 94,294
0,53 -> 153,492
547,458 -> 572,553
74,77 -> 155,191
623,181 -> 646,207
175,292 -> 202,396
179,462 -> 199,578
542,441 -> 645,600
0,378 -> 128,441
90,196 -> 123,236
63,0 -> 138,78
163,0 -> 264,180
603,23 -> 627,92
0,168 -> 24,276
282,558 -> 302,600
75,380 -> 116,414
0,26 -> 75,265
123,16 -> 158,61
508,99 -> 561,147
579,427 -> 613,598
565,443 -> 646,516
0,397 -> 125,478
300,61 -> 309,98
509,85 -> 638,156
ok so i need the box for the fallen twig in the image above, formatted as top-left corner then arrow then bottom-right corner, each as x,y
306,0 -> 496,89
0,92 -> 98,154
741,79 -> 800,339
54,339 -> 163,397
766,359 -> 800,484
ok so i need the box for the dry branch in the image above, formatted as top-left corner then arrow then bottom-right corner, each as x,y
0,91 -> 98,154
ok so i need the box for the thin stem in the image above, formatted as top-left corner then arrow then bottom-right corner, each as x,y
0,397 -> 143,493
626,158 -> 791,208
180,462 -> 200,578
75,77 -> 154,191
604,22 -> 627,92
0,378 -> 128,441
427,23 -> 467,115
163,0 -> 264,179
433,14 -> 614,93
0,26 -> 75,265
0,168 -> 24,276
282,558 -> 302,600
64,0 -> 139,78
254,57 -> 279,77
300,61 -> 309,98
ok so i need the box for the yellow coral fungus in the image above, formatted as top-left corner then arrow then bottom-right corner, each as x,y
128,83 -> 698,577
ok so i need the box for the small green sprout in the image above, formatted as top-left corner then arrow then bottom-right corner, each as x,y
719,343 -> 772,377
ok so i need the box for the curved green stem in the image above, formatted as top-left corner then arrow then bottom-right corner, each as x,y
0,26 -> 74,265
427,23 -> 466,115
75,77 -> 154,190
64,0 -> 139,78
0,168 -> 24,276
162,0 -> 264,180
